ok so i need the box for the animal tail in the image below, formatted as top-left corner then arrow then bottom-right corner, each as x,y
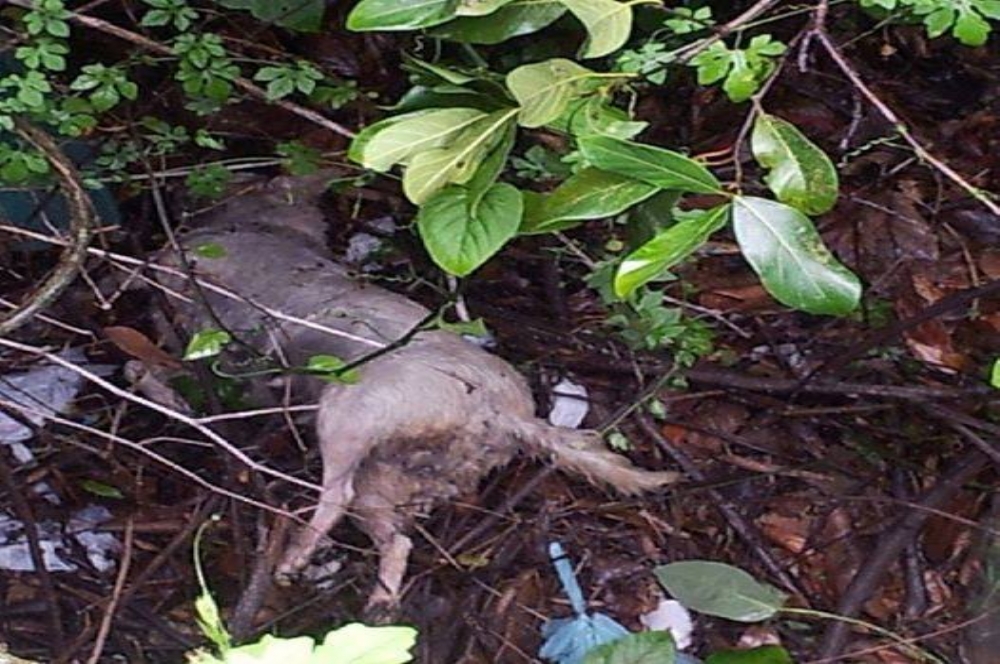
499,416 -> 680,495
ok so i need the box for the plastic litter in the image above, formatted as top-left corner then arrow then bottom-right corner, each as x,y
547,378 -> 589,429
539,542 -> 630,664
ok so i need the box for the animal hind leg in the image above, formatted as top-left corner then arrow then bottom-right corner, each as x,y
353,495 -> 413,623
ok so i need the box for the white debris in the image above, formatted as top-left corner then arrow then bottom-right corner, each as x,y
0,505 -> 119,573
547,378 -> 589,429
639,598 -> 694,650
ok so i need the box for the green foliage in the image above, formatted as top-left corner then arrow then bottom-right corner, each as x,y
705,646 -> 794,664
731,197 -> 861,316
141,0 -> 199,31
991,358 -> 1000,388
277,140 -> 323,176
214,0 -> 326,31
654,560 -> 787,622
606,290 -> 714,360
23,0 -> 70,37
186,164 -> 233,199
751,113 -> 839,215
183,329 -> 233,361
173,33 -> 240,102
664,6 -> 713,35
615,205 -> 728,298
690,35 -> 787,102
305,355 -> 361,384
254,61 -> 324,100
582,630 -> 676,663
70,64 -> 139,112
859,0 -> 1000,46
15,38 -> 68,71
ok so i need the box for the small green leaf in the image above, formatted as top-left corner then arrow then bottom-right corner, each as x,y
655,560 -> 787,622
352,108 -> 487,172
583,631 -> 676,664
751,113 -> 838,215
990,358 -> 1000,388
705,645 -> 794,664
430,1 -> 567,43
347,0 -> 458,30
614,205 -> 729,298
578,136 -> 723,194
194,243 -> 227,258
732,196 -> 861,316
520,168 -> 658,234
417,182 -> 522,276
435,317 -> 490,337
80,479 -> 124,499
507,58 -> 599,128
183,329 -> 232,360
224,635 -> 316,662
560,0 -> 633,58
306,354 -> 360,384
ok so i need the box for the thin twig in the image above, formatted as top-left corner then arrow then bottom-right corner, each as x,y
817,450 -> 988,658
811,28 -> 1000,216
0,120 -> 95,336
0,340 -> 322,494
86,518 -> 134,664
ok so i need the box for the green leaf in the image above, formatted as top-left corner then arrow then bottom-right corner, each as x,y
455,0 -> 516,16
215,0 -> 325,31
347,0 -> 458,30
732,196 -> 861,316
991,358 -> 1000,388
402,108 -> 517,204
560,0 -> 633,58
507,58 -> 599,128
655,560 -> 787,622
520,168 -> 658,234
80,479 -> 124,498
705,645 -> 794,664
183,329 -> 232,360
417,182 -> 523,276
578,136 -> 723,194
224,635 -> 317,663
614,204 -> 729,297
565,96 -> 647,139
351,107 -> 488,172
194,243 -> 228,258
305,354 -> 360,384
583,631 -> 676,664
430,0 -> 567,43
751,113 -> 838,215
314,623 -> 417,663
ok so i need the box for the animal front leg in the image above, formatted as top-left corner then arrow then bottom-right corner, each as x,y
275,472 -> 355,578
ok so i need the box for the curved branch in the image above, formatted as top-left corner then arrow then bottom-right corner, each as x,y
0,120 -> 95,336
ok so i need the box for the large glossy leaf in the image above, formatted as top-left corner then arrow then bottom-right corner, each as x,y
431,0 -> 567,43
521,168 -> 658,234
655,560 -> 786,623
347,0 -> 458,31
583,631 -> 676,664
705,646 -> 793,664
565,96 -> 647,139
455,0 -> 517,15
417,182 -> 523,276
315,623 -> 417,663
614,204 -> 729,298
507,58 -> 598,128
751,113 -> 838,215
560,0 -> 633,58
732,196 -> 860,316
402,108 -> 518,204
579,136 -> 723,194
216,0 -> 325,31
350,107 -> 487,172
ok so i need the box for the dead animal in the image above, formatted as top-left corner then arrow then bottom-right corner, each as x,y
150,174 -> 678,615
